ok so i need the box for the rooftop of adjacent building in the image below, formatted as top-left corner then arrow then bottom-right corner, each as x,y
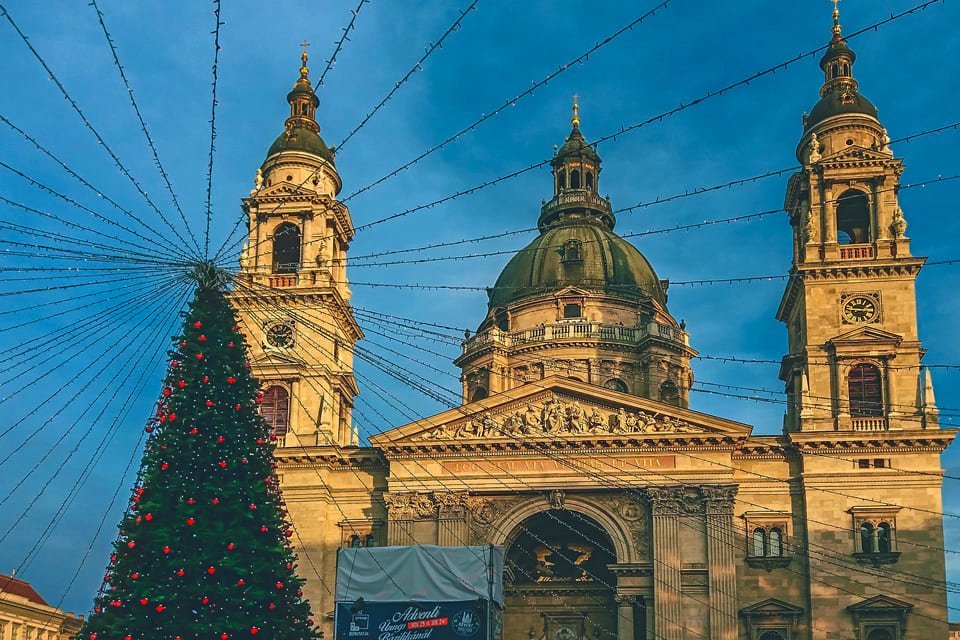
0,574 -> 48,606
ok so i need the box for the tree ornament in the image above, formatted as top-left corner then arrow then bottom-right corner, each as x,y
250,628 -> 259,635
207,567 -> 216,575
268,604 -> 275,610
217,436 -> 225,443
145,513 -> 153,521
219,461 -> 227,468
249,504 -> 256,510
161,463 -> 170,470
168,413 -> 177,422
187,498 -> 196,505
256,438 -> 264,445
235,404 -> 242,410
163,388 -> 171,397
221,634 -> 229,640
275,582 -> 283,589
171,361 -> 179,368
241,457 -> 248,464
237,579 -> 245,586
177,380 -> 187,388
125,635 -> 132,640
155,605 -> 166,613
194,321 -> 202,328
198,335 -> 207,342
190,427 -> 199,435
162,546 -> 171,555
187,517 -> 196,526
180,341 -> 187,347
131,573 -> 139,579
176,569 -> 185,576
228,342 -> 235,348
260,526 -> 268,532
211,498 -> 220,505
196,353 -> 204,360
227,376 -> 236,384
205,400 -> 215,407
201,597 -> 210,605
145,426 -> 154,433
127,541 -> 136,549
203,376 -> 210,383
139,599 -> 148,606
227,543 -> 235,550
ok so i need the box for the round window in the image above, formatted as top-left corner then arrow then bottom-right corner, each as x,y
266,324 -> 294,348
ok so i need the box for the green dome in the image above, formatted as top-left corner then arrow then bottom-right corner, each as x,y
488,220 -> 666,310
266,125 -> 335,164
805,90 -> 878,132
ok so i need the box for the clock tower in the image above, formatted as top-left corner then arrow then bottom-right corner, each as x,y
230,49 -> 362,448
776,4 -> 938,434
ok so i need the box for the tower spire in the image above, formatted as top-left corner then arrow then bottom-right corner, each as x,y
571,93 -> 580,129
831,0 -> 842,38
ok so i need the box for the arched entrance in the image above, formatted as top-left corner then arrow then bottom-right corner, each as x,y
503,509 -> 619,640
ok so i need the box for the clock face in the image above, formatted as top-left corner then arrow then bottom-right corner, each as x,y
265,323 -> 294,348
842,295 -> 879,324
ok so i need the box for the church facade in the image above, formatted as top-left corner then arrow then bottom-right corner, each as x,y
230,11 -> 955,640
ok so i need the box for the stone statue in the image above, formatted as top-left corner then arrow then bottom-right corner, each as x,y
239,242 -> 251,271
881,128 -> 892,154
890,208 -> 907,238
809,133 -> 822,163
567,401 -> 586,433
250,168 -> 264,196
613,408 -> 629,433
544,399 -> 564,432
480,413 -> 498,438
523,405 -> 541,432
624,411 -> 639,432
588,407 -> 606,433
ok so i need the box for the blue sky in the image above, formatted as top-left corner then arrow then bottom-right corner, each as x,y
0,0 -> 957,620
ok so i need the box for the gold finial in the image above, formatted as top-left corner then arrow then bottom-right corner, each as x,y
571,93 -> 580,128
299,40 -> 311,79
831,0 -> 842,36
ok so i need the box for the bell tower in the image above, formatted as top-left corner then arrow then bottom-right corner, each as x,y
777,5 -> 937,433
231,48 -> 362,448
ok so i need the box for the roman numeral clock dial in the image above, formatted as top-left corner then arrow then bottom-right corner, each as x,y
842,295 -> 880,324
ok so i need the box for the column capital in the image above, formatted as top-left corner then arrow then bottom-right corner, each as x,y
701,484 -> 738,515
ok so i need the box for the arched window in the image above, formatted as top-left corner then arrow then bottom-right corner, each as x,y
272,222 -> 301,273
364,534 -> 375,547
860,522 -> 875,553
659,380 -> 680,406
470,387 -> 488,402
758,632 -> 786,640
752,529 -> 766,557
585,172 -> 594,190
570,169 -> 581,189
865,629 -> 893,640
557,169 -> 566,190
260,385 -> 290,439
603,378 -> 629,393
768,528 -> 783,557
836,189 -> 871,244
849,364 -> 883,417
877,522 -> 892,553
349,535 -> 362,548
831,62 -> 840,79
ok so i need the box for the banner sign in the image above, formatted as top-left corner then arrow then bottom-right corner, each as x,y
335,600 -> 489,640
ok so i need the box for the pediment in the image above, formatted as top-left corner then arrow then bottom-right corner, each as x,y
370,376 -> 752,448
828,325 -> 903,348
846,594 -> 914,613
821,145 -> 893,163
249,350 -> 306,368
739,597 -> 804,617
552,286 -> 590,299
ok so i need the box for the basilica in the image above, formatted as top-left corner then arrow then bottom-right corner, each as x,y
229,8 -> 954,640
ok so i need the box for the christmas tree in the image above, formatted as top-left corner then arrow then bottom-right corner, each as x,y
81,265 -> 318,640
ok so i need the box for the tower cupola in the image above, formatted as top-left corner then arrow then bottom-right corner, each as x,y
264,47 -> 335,165
540,98 -> 614,231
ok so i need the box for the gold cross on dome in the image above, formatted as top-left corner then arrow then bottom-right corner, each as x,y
831,0 -> 841,18
571,93 -> 580,127
300,40 -> 311,64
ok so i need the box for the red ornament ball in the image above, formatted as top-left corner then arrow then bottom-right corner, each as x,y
125,635 -> 133,640
212,498 -> 220,505
256,438 -> 264,445
162,546 -> 171,554
268,603 -> 275,610
179,341 -> 186,347
285,563 -> 292,570
237,579 -> 245,586
196,353 -> 204,360
90,634 -> 97,640
127,541 -> 136,549
235,404 -> 242,410
227,543 -> 235,550
203,376 -> 209,383
217,436 -> 225,443
198,335 -> 207,342
131,573 -> 139,580
145,426 -> 153,434
207,567 -> 216,575
161,463 -> 169,470
176,569 -> 185,577
155,604 -> 165,613
221,634 -> 229,640
284,530 -> 293,538
228,342 -> 235,348
168,413 -> 177,422
190,428 -> 199,435
187,517 -> 196,526
219,461 -> 227,468
205,400 -> 214,407
145,513 -> 153,521
248,504 -> 256,511
163,388 -> 171,397
275,582 -> 283,589
140,598 -> 148,606
250,628 -> 259,635
227,376 -> 236,384
202,597 -> 209,604
187,498 -> 196,504
171,361 -> 179,368
260,525 -> 268,532
177,380 -> 187,388
241,457 -> 248,464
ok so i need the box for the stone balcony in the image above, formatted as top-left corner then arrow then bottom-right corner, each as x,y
462,320 -> 690,357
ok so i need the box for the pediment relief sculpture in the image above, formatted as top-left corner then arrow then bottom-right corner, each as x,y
412,396 -> 705,441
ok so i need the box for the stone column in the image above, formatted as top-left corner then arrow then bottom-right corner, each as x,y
436,491 -> 469,546
702,485 -> 739,640
643,487 -> 684,640
614,595 -> 636,640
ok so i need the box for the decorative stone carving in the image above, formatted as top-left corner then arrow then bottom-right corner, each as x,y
435,491 -> 469,519
250,168 -> 264,196
607,495 -> 650,559
548,490 -> 565,510
465,496 -> 522,545
642,485 -> 706,515
383,492 -> 437,520
701,484 -> 738,514
890,207 -> 907,238
411,395 -> 705,441
809,133 -> 822,163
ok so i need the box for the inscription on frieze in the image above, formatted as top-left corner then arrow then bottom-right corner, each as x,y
442,455 -> 675,475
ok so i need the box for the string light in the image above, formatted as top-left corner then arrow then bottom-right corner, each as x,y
315,0 -> 370,87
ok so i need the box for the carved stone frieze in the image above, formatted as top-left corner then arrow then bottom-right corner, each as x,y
642,485 -> 705,515
412,394 -> 705,441
465,496 -> 523,545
